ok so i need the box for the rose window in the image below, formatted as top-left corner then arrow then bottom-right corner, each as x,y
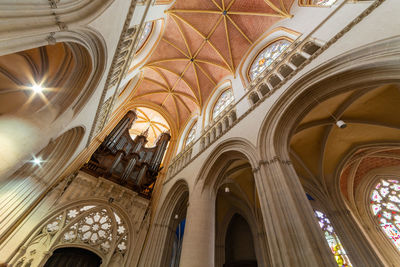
41,204 -> 129,259
77,209 -> 112,246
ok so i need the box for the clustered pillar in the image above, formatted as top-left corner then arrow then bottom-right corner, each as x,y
253,157 -> 337,267
179,183 -> 215,267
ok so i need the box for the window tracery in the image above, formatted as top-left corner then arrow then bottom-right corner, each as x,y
370,179 -> 400,251
15,204 -> 130,266
249,39 -> 291,81
314,210 -> 352,266
299,0 -> 337,6
185,121 -> 197,147
212,89 -> 234,120
313,0 -> 337,6
136,21 -> 153,53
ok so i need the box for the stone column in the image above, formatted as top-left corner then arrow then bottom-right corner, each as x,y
254,156 -> 337,267
179,185 -> 215,267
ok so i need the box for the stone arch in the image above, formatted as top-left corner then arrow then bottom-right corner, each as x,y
0,0 -> 115,41
215,180 -> 269,267
353,160 -> 400,263
0,126 -> 85,250
257,36 -> 400,267
223,213 -> 257,267
0,28 -> 106,180
0,28 -> 107,116
258,36 -> 400,166
139,179 -> 189,267
43,247 -> 102,267
9,198 -> 135,267
194,138 -> 260,192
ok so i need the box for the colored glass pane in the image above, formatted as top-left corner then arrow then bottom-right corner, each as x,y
314,210 -> 353,267
313,0 -> 337,6
185,122 -> 197,146
136,21 -> 153,53
370,179 -> 400,251
249,40 -> 291,80
212,89 -> 234,119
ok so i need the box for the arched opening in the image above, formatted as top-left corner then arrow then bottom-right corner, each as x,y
10,202 -> 132,267
287,84 -> 400,264
0,42 -> 92,117
224,214 -> 257,267
0,126 -> 85,242
248,38 -> 291,81
259,39 -> 400,266
139,180 -> 189,267
298,0 -> 337,7
184,120 -> 198,148
44,247 -> 102,267
249,92 -> 260,105
0,42 -> 92,180
203,144 -> 269,267
165,191 -> 188,267
211,88 -> 235,121
170,218 -> 186,267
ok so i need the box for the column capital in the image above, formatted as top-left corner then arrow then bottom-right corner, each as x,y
259,155 -> 292,166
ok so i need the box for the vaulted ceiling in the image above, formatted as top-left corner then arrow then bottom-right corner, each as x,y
131,0 -> 294,130
289,84 -> 400,199
0,42 -> 92,117
129,107 -> 170,147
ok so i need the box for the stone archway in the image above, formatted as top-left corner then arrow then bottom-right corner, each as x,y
257,36 -> 400,267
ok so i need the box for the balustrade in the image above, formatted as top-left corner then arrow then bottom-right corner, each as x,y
165,37 -> 322,180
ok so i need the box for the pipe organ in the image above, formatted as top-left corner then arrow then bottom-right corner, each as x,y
82,110 -> 171,198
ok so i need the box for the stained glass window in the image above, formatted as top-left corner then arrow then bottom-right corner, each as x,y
43,204 -> 128,258
212,89 -> 234,119
249,39 -> 291,80
185,121 -> 197,147
136,21 -> 153,53
314,210 -> 353,267
313,0 -> 337,6
370,179 -> 400,251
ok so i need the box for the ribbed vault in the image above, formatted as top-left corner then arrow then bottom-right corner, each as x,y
130,0 -> 293,130
0,42 -> 92,117
289,84 -> 400,197
129,107 -> 170,147
340,147 -> 400,202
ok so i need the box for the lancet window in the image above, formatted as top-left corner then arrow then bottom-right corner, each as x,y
313,0 -> 337,6
185,121 -> 197,147
299,0 -> 337,6
212,89 -> 234,120
314,210 -> 352,266
136,21 -> 153,53
370,179 -> 400,251
249,39 -> 291,81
